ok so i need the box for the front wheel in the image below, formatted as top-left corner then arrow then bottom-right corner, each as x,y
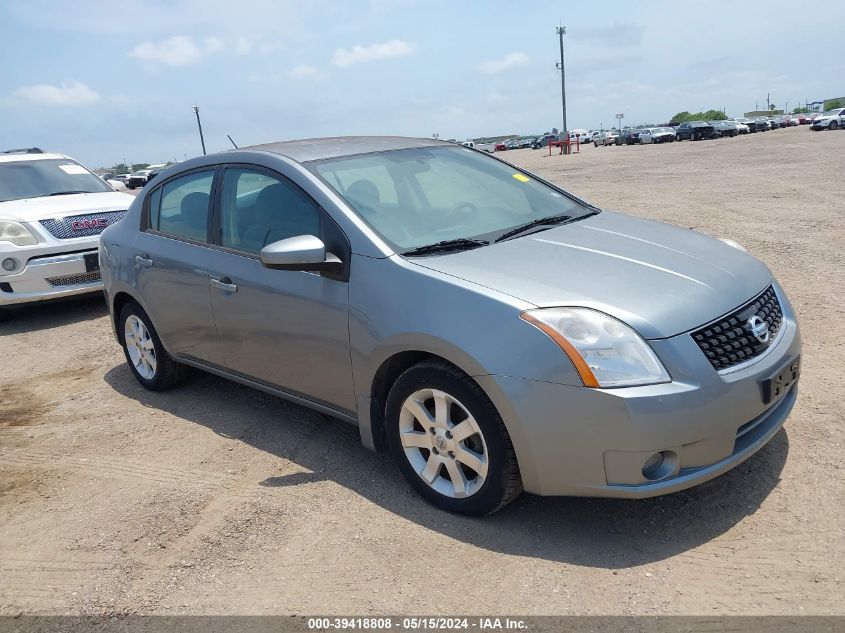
830,121 -> 839,130
119,301 -> 184,390
385,360 -> 522,516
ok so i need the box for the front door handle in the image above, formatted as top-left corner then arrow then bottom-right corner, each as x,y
135,254 -> 153,268
210,277 -> 238,293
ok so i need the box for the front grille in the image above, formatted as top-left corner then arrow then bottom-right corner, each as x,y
46,270 -> 101,287
40,210 -> 127,239
692,286 -> 783,371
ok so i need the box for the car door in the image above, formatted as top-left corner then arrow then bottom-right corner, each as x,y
132,168 -> 222,364
206,164 -> 355,414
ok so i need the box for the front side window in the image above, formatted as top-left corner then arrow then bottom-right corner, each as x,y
219,168 -> 322,254
0,159 -> 111,203
150,170 -> 213,242
310,146 -> 592,251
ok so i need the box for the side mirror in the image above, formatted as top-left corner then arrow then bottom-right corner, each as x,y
260,235 -> 342,273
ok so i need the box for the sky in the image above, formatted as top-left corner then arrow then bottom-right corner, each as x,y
1,0 -> 842,168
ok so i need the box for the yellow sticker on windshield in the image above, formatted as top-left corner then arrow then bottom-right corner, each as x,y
512,173 -> 530,182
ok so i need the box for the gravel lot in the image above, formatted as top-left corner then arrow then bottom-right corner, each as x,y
1,125 -> 842,616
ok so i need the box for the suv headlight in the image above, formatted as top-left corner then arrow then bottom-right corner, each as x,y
0,220 -> 38,246
521,308 -> 671,388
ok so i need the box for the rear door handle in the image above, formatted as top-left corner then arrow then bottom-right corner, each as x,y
135,254 -> 153,268
210,276 -> 238,293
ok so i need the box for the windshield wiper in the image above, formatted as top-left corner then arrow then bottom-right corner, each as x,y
494,214 -> 572,242
402,238 -> 489,257
47,190 -> 90,196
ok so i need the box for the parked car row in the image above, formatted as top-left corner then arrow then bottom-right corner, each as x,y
462,108 -> 843,156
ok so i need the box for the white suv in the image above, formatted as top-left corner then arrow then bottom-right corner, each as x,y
810,108 -> 845,130
0,148 -> 135,318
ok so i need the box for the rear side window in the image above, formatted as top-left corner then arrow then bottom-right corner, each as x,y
150,170 -> 214,242
219,168 -> 322,254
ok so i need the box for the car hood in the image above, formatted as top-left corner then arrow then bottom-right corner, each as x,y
410,211 -> 773,339
0,191 -> 135,223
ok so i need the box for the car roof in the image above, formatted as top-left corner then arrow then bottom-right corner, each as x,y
0,151 -> 69,164
241,135 -> 445,163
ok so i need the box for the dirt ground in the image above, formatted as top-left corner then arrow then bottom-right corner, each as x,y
1,125 -> 842,616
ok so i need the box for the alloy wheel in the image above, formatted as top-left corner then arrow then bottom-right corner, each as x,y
398,388 -> 489,499
124,314 -> 157,379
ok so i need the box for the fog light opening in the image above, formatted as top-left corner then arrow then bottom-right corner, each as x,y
642,450 -> 678,481
1,258 -> 17,272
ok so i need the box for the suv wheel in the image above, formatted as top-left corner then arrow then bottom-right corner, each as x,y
119,301 -> 184,390
830,120 -> 839,130
385,360 -> 522,515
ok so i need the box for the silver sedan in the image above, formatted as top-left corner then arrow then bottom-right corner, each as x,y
100,136 -> 801,515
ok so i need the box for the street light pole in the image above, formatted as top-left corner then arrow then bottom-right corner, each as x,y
193,106 -> 207,156
555,26 -> 567,142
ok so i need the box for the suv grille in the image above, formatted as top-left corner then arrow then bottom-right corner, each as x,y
40,210 -> 127,239
46,271 -> 101,287
692,286 -> 783,371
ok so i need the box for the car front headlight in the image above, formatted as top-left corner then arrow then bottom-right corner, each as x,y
0,220 -> 38,246
520,308 -> 671,388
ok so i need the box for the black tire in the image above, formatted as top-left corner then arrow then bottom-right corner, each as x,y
118,301 -> 184,391
830,121 -> 839,130
385,359 -> 523,516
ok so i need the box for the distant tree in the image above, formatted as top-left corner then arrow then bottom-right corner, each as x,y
112,163 -> 129,173
792,106 -> 810,114
131,163 -> 150,172
670,109 -> 727,124
824,98 -> 843,110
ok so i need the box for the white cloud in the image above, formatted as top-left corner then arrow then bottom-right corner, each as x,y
287,65 -> 326,80
128,35 -> 223,66
478,52 -> 530,75
332,39 -> 413,67
203,36 -> 224,54
235,36 -> 252,55
13,80 -> 100,106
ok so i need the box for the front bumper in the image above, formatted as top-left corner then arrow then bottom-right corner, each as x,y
476,285 -> 801,497
0,250 -> 102,306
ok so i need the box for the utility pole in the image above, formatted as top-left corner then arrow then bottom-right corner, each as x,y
555,26 -> 567,142
193,105 -> 207,156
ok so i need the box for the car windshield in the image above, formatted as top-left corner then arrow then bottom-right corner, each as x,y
0,158 -> 111,203
310,146 -> 594,252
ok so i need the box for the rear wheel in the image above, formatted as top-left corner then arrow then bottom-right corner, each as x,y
119,301 -> 184,391
385,360 -> 522,516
